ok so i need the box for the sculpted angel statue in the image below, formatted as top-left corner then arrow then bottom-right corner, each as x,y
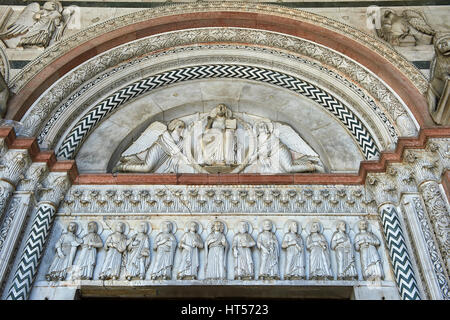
99,222 -> 128,280
330,221 -> 357,280
0,1 -> 73,48
46,222 -> 82,281
177,221 -> 204,280
124,222 -> 151,280
306,221 -> 333,280
257,219 -> 280,280
201,104 -> 237,166
245,121 -> 324,173
113,119 -> 193,173
282,221 -> 305,280
150,221 -> 177,280
205,221 -> 228,280
354,220 -> 384,281
73,221 -> 103,280
232,221 -> 256,280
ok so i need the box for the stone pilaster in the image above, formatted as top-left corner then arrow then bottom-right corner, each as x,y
6,173 -> 70,300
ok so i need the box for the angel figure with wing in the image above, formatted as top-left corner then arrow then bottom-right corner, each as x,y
113,119 -> 194,174
376,9 -> 435,46
245,121 -> 325,174
0,1 -> 73,48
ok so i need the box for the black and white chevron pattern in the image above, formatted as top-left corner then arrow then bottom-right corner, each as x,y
57,65 -> 379,160
6,203 -> 56,300
380,206 -> 421,300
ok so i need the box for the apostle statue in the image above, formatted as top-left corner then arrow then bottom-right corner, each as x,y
306,221 -> 333,280
46,222 -> 82,281
282,221 -> 305,280
354,220 -> 384,281
201,104 -> 237,166
99,222 -> 128,280
330,221 -> 357,280
113,119 -> 194,173
73,221 -> 103,280
245,121 -> 325,173
257,219 -> 280,280
205,221 -> 228,280
124,222 -> 151,280
232,221 -> 256,280
150,221 -> 177,280
177,221 -> 204,280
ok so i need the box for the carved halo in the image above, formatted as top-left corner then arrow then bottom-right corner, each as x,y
105,220 -> 130,235
234,220 -> 253,235
130,221 -> 152,235
283,219 -> 302,235
183,220 -> 203,234
258,219 -> 276,233
60,221 -> 81,236
306,220 -> 324,235
160,220 -> 177,234
207,220 -> 228,235
333,220 -> 349,233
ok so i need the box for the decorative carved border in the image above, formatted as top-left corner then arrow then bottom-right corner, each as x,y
8,3 -> 427,95
56,64 -> 380,161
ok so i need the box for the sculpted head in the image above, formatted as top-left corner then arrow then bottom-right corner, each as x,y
263,219 -> 273,232
289,221 -> 298,233
435,34 -> 450,55
162,221 -> 172,233
358,220 -> 368,232
311,221 -> 320,233
239,221 -> 249,234
337,221 -> 346,232
168,119 -> 185,140
87,221 -> 98,233
68,222 -> 77,234
115,222 -> 125,233
189,221 -> 198,233
138,222 -> 148,234
43,1 -> 61,12
213,221 -> 224,233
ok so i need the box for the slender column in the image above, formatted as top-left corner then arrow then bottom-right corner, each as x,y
6,173 -> 70,300
0,163 -> 48,288
379,203 -> 422,300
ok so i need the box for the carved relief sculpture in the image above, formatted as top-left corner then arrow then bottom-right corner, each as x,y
113,119 -> 193,174
375,9 -> 435,46
99,222 -> 128,280
150,221 -> 177,280
427,34 -> 450,125
306,221 -> 333,280
330,221 -> 357,280
125,222 -> 150,280
201,104 -> 237,168
46,222 -> 81,281
232,221 -> 256,280
113,104 -> 325,174
282,221 -> 305,280
0,1 -> 73,48
257,219 -> 280,280
177,221 -> 204,280
354,220 -> 384,281
205,221 -> 228,280
73,221 -> 103,280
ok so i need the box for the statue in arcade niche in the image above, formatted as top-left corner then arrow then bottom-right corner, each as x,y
124,222 -> 150,281
0,1 -> 74,49
306,221 -> 333,280
330,221 -> 357,280
232,221 -> 256,280
112,119 -> 193,174
257,219 -> 280,280
73,221 -> 103,280
204,221 -> 228,280
354,220 -> 384,281
99,222 -> 128,280
177,221 -> 204,280
150,221 -> 177,280
112,103 -> 325,174
282,220 -> 305,280
46,222 -> 82,281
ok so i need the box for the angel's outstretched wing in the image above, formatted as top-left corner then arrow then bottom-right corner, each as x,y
122,121 -> 167,157
54,7 -> 74,42
274,122 -> 318,157
0,3 -> 40,39
402,10 -> 435,36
